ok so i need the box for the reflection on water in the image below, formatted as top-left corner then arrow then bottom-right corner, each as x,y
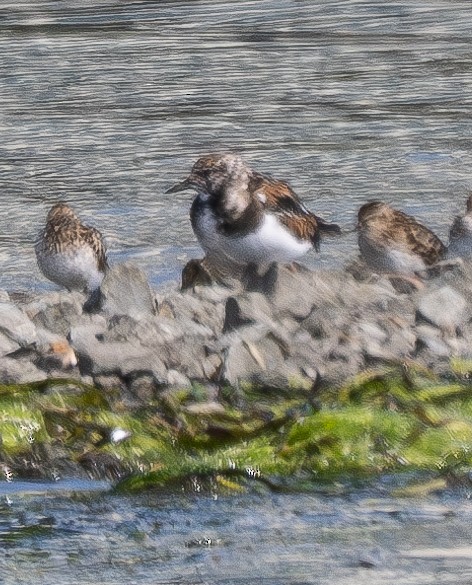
0,0 -> 471,290
0,483 -> 472,585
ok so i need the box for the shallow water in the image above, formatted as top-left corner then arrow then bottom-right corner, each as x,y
1,480 -> 472,585
0,0 -> 471,290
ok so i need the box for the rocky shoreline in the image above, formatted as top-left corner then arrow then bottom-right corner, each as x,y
2,258 -> 472,489
2,258 -> 471,390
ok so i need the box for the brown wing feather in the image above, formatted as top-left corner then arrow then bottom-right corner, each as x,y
254,177 -> 320,244
252,175 -> 340,247
254,175 -> 308,212
391,211 -> 445,266
81,225 -> 109,272
279,214 -> 319,241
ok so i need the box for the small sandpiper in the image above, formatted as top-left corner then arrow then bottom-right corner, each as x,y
35,202 -> 108,292
167,153 -> 340,277
357,201 -> 446,276
447,194 -> 472,259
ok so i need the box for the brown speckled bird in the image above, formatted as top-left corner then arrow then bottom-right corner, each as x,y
357,201 -> 445,274
167,154 -> 340,273
35,202 -> 108,292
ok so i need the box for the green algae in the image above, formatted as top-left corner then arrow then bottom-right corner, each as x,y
2,366 -> 472,492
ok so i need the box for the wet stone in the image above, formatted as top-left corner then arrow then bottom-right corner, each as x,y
70,324 -> 168,382
95,262 -> 157,319
128,373 -> 160,402
221,327 -> 304,390
26,292 -> 85,338
267,264 -> 318,320
223,292 -> 274,332
0,356 -> 47,384
156,288 -> 227,335
417,286 -> 468,331
0,331 -> 21,358
93,374 -> 127,395
415,325 -> 450,358
0,302 -> 37,347
166,369 -> 192,388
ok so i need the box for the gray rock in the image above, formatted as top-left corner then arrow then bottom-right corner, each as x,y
96,262 -> 157,319
316,328 -> 365,387
30,297 -> 83,337
180,258 -> 214,290
128,374 -> 160,402
223,292 -> 275,332
192,283 -> 235,305
158,336 -> 209,380
267,264 -> 319,320
201,353 -> 223,381
69,324 -> 167,382
166,369 -> 192,388
415,325 -> 450,358
317,353 -> 365,388
93,374 -> 127,394
0,357 -> 47,384
67,321 -> 107,349
0,332 -> 21,358
355,321 -> 398,361
417,286 -> 468,331
301,305 -> 350,340
184,402 -> 226,415
157,289 -> 227,335
445,336 -> 470,356
357,322 -> 388,345
288,330 -> 321,382
221,325 -> 308,389
0,302 -> 37,348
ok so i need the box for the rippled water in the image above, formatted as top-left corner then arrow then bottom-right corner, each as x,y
1,481 -> 472,585
0,0 -> 471,290
2,4 -> 471,582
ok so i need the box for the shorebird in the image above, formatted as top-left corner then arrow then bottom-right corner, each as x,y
357,201 -> 446,276
167,153 -> 340,277
447,194 -> 472,259
35,202 -> 108,292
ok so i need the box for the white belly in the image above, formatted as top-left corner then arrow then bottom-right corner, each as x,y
359,234 -> 426,274
35,245 -> 104,292
195,209 -> 312,265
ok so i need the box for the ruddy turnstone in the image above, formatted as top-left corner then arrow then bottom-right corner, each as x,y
166,154 -> 340,274
447,194 -> 472,259
35,202 -> 108,292
357,201 -> 445,274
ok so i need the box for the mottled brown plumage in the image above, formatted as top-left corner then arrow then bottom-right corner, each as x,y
36,202 -> 108,292
357,201 -> 445,273
167,153 -> 340,266
43,203 -> 108,272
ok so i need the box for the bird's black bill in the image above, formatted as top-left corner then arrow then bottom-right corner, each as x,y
165,178 -> 193,194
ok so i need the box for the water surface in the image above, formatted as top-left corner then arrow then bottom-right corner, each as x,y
0,0 -> 471,290
1,481 -> 472,585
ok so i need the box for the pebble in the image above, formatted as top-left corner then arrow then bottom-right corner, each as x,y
0,260 -> 470,388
